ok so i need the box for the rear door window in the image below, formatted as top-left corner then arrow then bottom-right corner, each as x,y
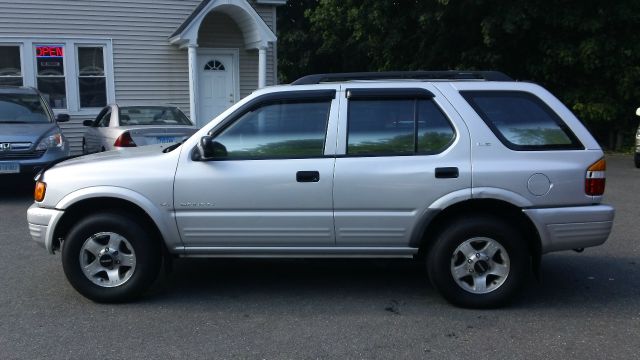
462,91 -> 582,150
347,96 -> 455,156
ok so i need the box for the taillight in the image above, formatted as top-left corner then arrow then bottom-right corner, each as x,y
114,132 -> 137,147
585,158 -> 606,196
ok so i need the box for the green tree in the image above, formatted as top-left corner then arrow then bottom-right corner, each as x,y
277,0 -> 640,149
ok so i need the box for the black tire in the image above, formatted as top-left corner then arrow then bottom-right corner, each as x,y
427,216 -> 529,308
62,212 -> 161,302
634,153 -> 640,168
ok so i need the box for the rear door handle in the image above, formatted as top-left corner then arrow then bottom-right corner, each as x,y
296,171 -> 320,182
435,167 -> 459,179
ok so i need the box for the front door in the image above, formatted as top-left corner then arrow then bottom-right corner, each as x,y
174,89 -> 339,248
197,53 -> 235,127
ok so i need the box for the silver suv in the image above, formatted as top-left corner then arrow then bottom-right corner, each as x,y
26,71 -> 614,308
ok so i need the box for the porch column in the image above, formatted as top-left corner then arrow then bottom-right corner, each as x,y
187,44 -> 198,125
258,46 -> 267,88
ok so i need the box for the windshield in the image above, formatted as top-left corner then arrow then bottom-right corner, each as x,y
118,106 -> 192,126
0,93 -> 50,123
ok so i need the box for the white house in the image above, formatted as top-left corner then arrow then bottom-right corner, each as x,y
0,0 -> 285,154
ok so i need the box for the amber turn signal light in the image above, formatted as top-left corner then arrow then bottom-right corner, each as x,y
34,181 -> 47,202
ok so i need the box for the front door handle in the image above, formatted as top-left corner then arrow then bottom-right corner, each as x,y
435,167 -> 459,179
296,171 -> 320,182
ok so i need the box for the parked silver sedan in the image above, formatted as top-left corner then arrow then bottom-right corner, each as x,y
82,104 -> 197,154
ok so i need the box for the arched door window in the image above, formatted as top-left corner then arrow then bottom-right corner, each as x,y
204,60 -> 225,71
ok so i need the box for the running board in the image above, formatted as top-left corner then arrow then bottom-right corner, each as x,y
175,246 -> 419,258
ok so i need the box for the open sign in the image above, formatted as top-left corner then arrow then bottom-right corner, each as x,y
36,46 -> 64,57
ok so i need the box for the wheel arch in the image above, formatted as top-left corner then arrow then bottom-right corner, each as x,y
52,190 -> 173,253
416,198 -> 542,272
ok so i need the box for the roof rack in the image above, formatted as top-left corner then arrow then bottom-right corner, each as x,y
291,71 -> 513,85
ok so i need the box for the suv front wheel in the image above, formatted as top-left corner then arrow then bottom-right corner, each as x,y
427,216 -> 529,308
62,212 -> 161,302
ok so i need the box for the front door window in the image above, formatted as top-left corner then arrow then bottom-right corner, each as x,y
213,100 -> 330,159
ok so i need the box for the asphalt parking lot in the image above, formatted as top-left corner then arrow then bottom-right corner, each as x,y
0,154 -> 638,359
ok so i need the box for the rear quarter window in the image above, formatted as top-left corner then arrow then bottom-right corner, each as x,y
461,91 -> 583,150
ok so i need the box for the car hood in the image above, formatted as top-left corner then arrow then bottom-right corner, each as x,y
52,144 -> 171,169
39,144 -> 182,209
0,123 -> 57,143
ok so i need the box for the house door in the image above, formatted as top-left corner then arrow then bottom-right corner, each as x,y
197,53 -> 235,127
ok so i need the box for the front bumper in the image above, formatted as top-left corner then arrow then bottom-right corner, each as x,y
27,203 -> 64,254
523,205 -> 615,254
0,147 -> 70,175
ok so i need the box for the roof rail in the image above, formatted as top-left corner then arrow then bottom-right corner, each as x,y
291,71 -> 513,85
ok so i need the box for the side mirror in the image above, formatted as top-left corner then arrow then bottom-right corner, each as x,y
82,120 -> 94,126
56,113 -> 70,122
196,136 -> 228,160
636,107 -> 640,117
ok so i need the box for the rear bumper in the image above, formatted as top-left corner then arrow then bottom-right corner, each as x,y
523,205 -> 615,254
27,203 -> 64,254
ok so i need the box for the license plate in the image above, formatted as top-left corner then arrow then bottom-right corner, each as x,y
0,162 -> 19,174
156,136 -> 176,144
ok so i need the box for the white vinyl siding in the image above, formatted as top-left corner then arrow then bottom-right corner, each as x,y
0,0 -> 279,154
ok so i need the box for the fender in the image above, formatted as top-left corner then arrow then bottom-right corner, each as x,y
55,186 -> 183,252
409,187 -> 534,247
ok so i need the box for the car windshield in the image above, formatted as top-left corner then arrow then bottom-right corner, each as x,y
118,106 -> 192,126
0,93 -> 50,123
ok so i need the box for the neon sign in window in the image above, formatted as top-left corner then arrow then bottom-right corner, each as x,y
36,46 -> 64,58
35,44 -> 66,109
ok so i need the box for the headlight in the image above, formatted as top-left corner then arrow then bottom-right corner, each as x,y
36,132 -> 65,150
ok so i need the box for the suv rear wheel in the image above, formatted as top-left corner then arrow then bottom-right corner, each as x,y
427,216 -> 529,308
62,212 -> 161,302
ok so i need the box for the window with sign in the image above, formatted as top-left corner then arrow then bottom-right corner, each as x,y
35,45 -> 66,109
0,46 -> 22,86
77,46 -> 107,108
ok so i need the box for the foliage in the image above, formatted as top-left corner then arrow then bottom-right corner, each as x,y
277,0 -> 640,149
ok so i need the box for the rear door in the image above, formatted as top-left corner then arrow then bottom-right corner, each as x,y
174,88 -> 340,248
332,84 -> 471,247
